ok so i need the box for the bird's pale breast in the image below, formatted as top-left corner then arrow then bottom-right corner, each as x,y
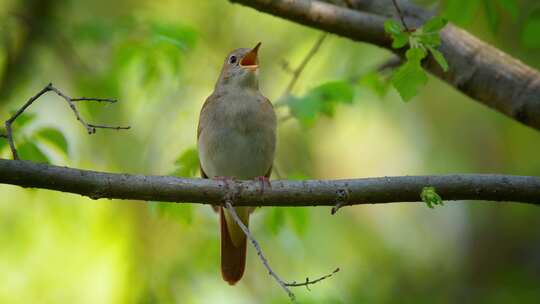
198,91 -> 276,179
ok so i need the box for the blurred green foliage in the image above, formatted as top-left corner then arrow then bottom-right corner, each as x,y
0,0 -> 540,303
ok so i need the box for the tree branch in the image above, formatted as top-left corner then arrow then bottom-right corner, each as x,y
0,159 -> 538,205
229,0 -> 540,131
3,83 -> 130,160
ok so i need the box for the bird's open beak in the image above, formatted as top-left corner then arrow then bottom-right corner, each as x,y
240,42 -> 261,71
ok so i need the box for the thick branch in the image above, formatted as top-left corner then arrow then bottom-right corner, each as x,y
0,159 -> 538,205
229,0 -> 540,130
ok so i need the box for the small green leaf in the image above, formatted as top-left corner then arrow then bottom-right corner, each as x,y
358,71 -> 390,98
287,80 -> 355,126
384,19 -> 403,36
172,147 -> 199,177
428,47 -> 449,72
422,17 -> 448,33
522,9 -> 540,48
34,128 -> 69,155
391,56 -> 428,102
392,33 -> 409,48
421,186 -> 443,208
496,0 -> 519,20
287,208 -> 309,236
406,47 -> 428,62
384,19 -> 410,49
17,141 -> 50,163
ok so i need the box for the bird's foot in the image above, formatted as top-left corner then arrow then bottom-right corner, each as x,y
254,176 -> 271,194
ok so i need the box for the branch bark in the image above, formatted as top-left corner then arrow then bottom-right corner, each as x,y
0,159 -> 538,206
229,0 -> 540,130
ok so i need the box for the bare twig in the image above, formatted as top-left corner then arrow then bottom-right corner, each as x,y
275,33 -> 328,107
285,267 -> 340,290
224,200 -> 297,302
3,83 -> 130,160
391,0 -> 410,31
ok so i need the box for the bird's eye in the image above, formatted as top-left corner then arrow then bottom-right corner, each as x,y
229,55 -> 237,64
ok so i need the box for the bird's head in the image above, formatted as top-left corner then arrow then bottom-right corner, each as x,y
216,42 -> 261,90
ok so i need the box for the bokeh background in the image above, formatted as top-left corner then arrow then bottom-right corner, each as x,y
1,0 -> 540,303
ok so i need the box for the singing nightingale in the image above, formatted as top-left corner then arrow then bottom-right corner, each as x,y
197,42 -> 277,285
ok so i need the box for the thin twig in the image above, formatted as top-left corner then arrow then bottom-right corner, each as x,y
285,267 -> 340,290
391,0 -> 410,31
3,83 -> 130,159
275,33 -> 328,107
71,97 -> 117,103
224,200 -> 297,302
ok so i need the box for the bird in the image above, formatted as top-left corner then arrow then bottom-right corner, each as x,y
197,42 -> 277,285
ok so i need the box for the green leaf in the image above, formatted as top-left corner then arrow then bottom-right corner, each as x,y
358,71 -> 390,98
422,17 -> 448,33
496,0 -> 519,20
384,19 -> 403,36
17,141 -> 50,163
392,33 -> 409,48
172,147 -> 199,177
391,51 -> 428,102
428,47 -> 449,72
287,208 -> 309,236
421,186 -> 444,208
265,208 -> 285,235
34,128 -> 69,155
483,0 -> 499,33
522,9 -> 540,48
287,80 -> 355,127
406,47 -> 427,62
384,19 -> 409,49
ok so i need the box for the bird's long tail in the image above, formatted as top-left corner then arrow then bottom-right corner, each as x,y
220,206 -> 249,285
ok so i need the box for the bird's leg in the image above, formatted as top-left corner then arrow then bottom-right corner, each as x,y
254,176 -> 272,194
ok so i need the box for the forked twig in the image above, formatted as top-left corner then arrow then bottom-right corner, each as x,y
224,200 -> 297,302
3,83 -> 130,160
285,267 -> 340,290
224,200 -> 339,302
276,33 -> 328,107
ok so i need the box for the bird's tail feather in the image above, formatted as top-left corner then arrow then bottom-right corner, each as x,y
220,207 -> 248,285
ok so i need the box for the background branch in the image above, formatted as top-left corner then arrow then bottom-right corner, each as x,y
229,0 -> 540,130
0,159 -> 538,206
3,83 -> 130,160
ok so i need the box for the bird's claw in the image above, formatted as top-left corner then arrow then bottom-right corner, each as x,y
254,176 -> 271,194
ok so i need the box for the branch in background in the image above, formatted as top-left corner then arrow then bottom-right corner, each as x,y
278,33 -> 328,103
1,159 -> 539,205
3,83 -> 130,160
229,0 -> 540,131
